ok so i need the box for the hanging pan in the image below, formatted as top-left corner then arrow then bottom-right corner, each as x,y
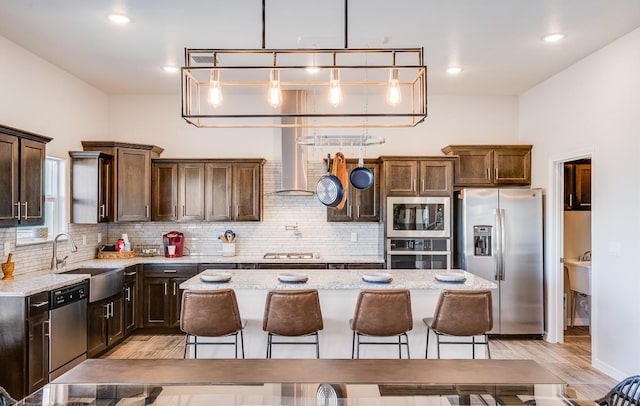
316,154 -> 344,207
349,146 -> 374,190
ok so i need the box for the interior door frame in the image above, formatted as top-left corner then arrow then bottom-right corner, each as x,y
548,149 -> 593,344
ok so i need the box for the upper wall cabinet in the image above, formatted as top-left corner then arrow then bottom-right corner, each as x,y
70,151 -> 114,224
82,141 -> 163,222
441,145 -> 532,187
380,156 -> 454,197
564,161 -> 591,211
327,159 -> 381,222
0,124 -> 51,227
152,161 -> 205,221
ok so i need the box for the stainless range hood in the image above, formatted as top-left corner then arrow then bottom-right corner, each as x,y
276,90 -> 313,195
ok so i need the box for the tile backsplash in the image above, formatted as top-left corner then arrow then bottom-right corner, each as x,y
2,162 -> 383,275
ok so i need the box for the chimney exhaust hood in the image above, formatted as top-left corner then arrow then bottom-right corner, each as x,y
276,90 -> 313,195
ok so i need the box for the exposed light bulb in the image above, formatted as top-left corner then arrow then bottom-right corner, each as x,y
107,13 -> 131,24
268,69 -> 283,108
208,70 -> 223,107
306,53 -> 320,73
543,33 -> 566,43
446,66 -> 463,75
386,69 -> 402,105
328,69 -> 343,107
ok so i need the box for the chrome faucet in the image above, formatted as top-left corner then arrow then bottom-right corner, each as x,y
51,232 -> 78,270
580,250 -> 592,261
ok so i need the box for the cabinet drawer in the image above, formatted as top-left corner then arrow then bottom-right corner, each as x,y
198,263 -> 238,271
143,264 -> 197,278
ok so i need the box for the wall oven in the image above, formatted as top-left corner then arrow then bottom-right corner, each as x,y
386,196 -> 450,238
387,238 -> 451,270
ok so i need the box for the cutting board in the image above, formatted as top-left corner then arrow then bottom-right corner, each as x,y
334,152 -> 348,210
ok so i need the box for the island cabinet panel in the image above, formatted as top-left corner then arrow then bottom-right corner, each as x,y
381,157 -> 454,197
0,125 -> 51,227
82,141 -> 163,222
327,160 -> 380,222
142,264 -> 198,329
87,293 -> 124,358
441,145 -> 532,187
70,152 -> 114,224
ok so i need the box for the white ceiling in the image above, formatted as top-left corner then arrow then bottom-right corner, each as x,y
1,0 -> 639,96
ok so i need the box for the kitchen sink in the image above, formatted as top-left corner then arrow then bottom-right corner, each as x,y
61,267 -> 124,302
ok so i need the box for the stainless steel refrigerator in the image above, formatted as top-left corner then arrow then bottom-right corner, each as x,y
455,188 -> 544,335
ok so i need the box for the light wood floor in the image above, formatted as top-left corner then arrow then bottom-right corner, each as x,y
103,326 -> 616,403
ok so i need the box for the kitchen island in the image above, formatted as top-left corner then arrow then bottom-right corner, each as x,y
180,269 -> 496,359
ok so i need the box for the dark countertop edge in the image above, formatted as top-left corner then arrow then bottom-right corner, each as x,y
55,359 -> 564,385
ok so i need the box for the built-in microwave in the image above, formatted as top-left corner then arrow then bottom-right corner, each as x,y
386,196 -> 450,238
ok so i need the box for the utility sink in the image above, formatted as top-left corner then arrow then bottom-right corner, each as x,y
565,260 -> 591,296
62,267 -> 124,302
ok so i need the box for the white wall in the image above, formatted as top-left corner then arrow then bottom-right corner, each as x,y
519,27 -> 640,378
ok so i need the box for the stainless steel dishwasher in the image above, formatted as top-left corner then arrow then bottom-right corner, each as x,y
49,281 -> 88,380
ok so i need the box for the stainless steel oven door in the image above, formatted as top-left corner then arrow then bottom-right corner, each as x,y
387,238 -> 451,270
386,196 -> 450,238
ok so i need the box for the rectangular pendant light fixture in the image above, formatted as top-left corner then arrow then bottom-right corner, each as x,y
181,47 -> 427,128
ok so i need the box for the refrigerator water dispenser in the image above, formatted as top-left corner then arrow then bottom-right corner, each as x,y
473,226 -> 492,256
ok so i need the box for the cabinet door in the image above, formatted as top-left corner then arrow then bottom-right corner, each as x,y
170,278 -> 190,328
574,164 -> 591,210
152,162 -> 178,221
87,300 -> 108,357
419,160 -> 452,196
233,163 -> 261,221
354,163 -> 380,222
107,295 -> 124,346
205,163 -> 232,221
0,133 -> 19,226
117,148 -> 151,221
142,277 -> 171,328
384,161 -> 418,196
27,306 -> 49,394
98,156 -> 113,222
178,163 -> 205,220
123,279 -> 137,336
493,148 -> 531,185
564,164 -> 575,210
19,139 -> 46,225
452,148 -> 493,186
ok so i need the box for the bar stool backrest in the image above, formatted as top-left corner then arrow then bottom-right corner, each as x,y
263,289 -> 323,336
180,289 -> 243,337
351,289 -> 413,336
430,290 -> 493,336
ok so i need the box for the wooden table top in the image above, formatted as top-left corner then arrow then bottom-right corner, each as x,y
55,359 -> 564,385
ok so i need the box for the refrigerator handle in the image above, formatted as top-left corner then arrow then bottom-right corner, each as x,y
494,209 -> 502,281
499,208 -> 506,280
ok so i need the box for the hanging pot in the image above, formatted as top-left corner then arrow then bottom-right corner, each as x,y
350,146 -> 374,190
316,154 -> 344,207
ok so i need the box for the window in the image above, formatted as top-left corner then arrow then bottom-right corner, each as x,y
16,156 -> 66,244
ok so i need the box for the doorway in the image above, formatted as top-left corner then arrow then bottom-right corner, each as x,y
562,158 -> 592,348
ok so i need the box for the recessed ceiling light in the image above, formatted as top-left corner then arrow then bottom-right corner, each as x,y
446,67 -> 463,75
162,66 -> 179,73
542,33 -> 566,43
107,13 -> 131,24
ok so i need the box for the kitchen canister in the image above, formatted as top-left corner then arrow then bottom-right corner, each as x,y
222,243 -> 236,257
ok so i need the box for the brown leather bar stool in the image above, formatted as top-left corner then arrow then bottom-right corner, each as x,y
350,289 -> 413,359
424,289 -> 493,359
263,289 -> 324,358
180,289 -> 246,359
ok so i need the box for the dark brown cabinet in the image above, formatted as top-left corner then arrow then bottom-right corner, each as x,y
327,160 -> 380,222
123,266 -> 138,337
564,161 -> 591,210
0,291 -> 50,400
87,294 -> 124,358
441,145 -> 532,186
381,157 -> 454,197
205,160 -> 264,221
82,141 -> 163,222
142,264 -> 197,329
70,151 -> 113,223
0,125 -> 51,227
152,161 -> 205,221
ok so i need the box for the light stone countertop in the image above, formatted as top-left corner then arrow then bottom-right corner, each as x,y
0,255 -> 385,297
181,269 -> 497,291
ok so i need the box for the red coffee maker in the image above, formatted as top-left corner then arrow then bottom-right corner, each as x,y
163,231 -> 184,258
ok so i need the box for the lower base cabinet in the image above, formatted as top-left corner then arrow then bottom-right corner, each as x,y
87,294 -> 124,358
142,264 -> 197,329
123,266 -> 138,337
